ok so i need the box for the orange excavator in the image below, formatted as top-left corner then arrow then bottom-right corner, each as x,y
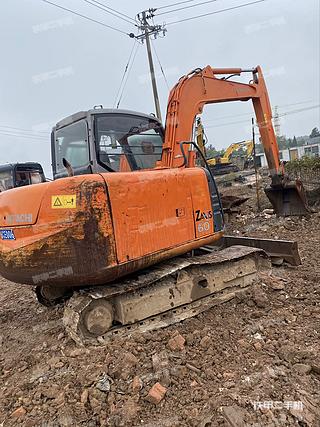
0,66 -> 306,344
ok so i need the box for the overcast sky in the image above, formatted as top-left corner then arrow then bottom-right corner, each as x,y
0,0 -> 319,176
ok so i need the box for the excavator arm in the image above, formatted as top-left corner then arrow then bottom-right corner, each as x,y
161,66 -> 309,216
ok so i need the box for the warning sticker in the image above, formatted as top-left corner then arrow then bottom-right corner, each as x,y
51,195 -> 76,209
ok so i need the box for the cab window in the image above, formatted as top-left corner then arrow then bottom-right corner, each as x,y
55,120 -> 89,174
0,170 -> 14,192
95,114 -> 163,172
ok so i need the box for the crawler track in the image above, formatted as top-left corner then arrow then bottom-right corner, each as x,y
64,246 -> 270,345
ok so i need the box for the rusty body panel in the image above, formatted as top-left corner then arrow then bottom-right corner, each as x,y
0,175 -> 116,287
0,168 -> 223,288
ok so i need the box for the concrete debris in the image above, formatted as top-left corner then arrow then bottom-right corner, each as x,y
199,335 -> 211,349
80,388 -> 89,405
252,285 -> 269,308
253,341 -> 263,351
131,375 -> 143,393
185,363 -> 201,374
152,351 -> 169,372
293,363 -> 312,375
96,373 -> 112,392
152,351 -> 171,386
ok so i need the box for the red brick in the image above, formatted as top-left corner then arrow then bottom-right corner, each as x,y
146,382 -> 167,404
11,407 -> 26,418
168,333 -> 185,351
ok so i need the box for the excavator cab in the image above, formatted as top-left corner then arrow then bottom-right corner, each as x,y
0,163 -> 45,192
51,108 -> 164,179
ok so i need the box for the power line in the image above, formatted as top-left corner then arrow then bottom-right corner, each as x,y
0,129 -> 48,140
0,131 -> 48,142
40,0 -> 130,36
204,104 -> 320,129
85,0 -> 135,22
150,39 -> 170,91
203,100 -> 318,124
0,129 -> 48,139
156,0 -> 219,16
279,104 -> 320,118
113,41 -> 138,108
81,0 -> 136,26
116,43 -> 140,108
0,125 -> 48,135
205,117 -> 251,128
166,0 -> 267,26
156,0 -> 199,10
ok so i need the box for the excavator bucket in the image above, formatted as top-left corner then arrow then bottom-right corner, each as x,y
264,180 -> 310,216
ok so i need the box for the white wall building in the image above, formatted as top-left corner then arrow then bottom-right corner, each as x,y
255,141 -> 320,168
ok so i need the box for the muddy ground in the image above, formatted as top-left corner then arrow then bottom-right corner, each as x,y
0,183 -> 319,427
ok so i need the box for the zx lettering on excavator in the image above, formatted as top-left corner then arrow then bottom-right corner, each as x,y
195,210 -> 213,221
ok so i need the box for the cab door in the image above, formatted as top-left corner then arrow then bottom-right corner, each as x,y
52,120 -> 92,179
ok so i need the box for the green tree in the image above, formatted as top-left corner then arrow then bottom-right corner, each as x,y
206,144 -> 225,159
277,136 -> 287,150
287,138 -> 293,148
310,127 -> 320,138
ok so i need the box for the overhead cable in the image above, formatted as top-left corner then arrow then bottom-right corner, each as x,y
40,0 -> 130,35
0,131 -> 48,142
150,39 -> 170,90
166,0 -> 267,26
156,0 -> 199,10
156,0 -> 219,16
81,0 -> 136,26
116,43 -> 140,108
0,125 -> 48,135
204,100 -> 318,124
113,41 -> 138,108
204,104 -> 320,129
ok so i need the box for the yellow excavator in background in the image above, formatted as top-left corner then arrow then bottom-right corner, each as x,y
195,118 -> 254,174
208,140 -> 254,166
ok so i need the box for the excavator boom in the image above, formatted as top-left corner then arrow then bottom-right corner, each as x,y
161,66 -> 309,216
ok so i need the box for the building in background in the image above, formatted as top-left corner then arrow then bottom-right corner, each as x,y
255,136 -> 320,167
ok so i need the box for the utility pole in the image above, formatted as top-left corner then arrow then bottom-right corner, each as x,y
252,117 -> 261,212
136,9 -> 166,122
273,105 -> 281,138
